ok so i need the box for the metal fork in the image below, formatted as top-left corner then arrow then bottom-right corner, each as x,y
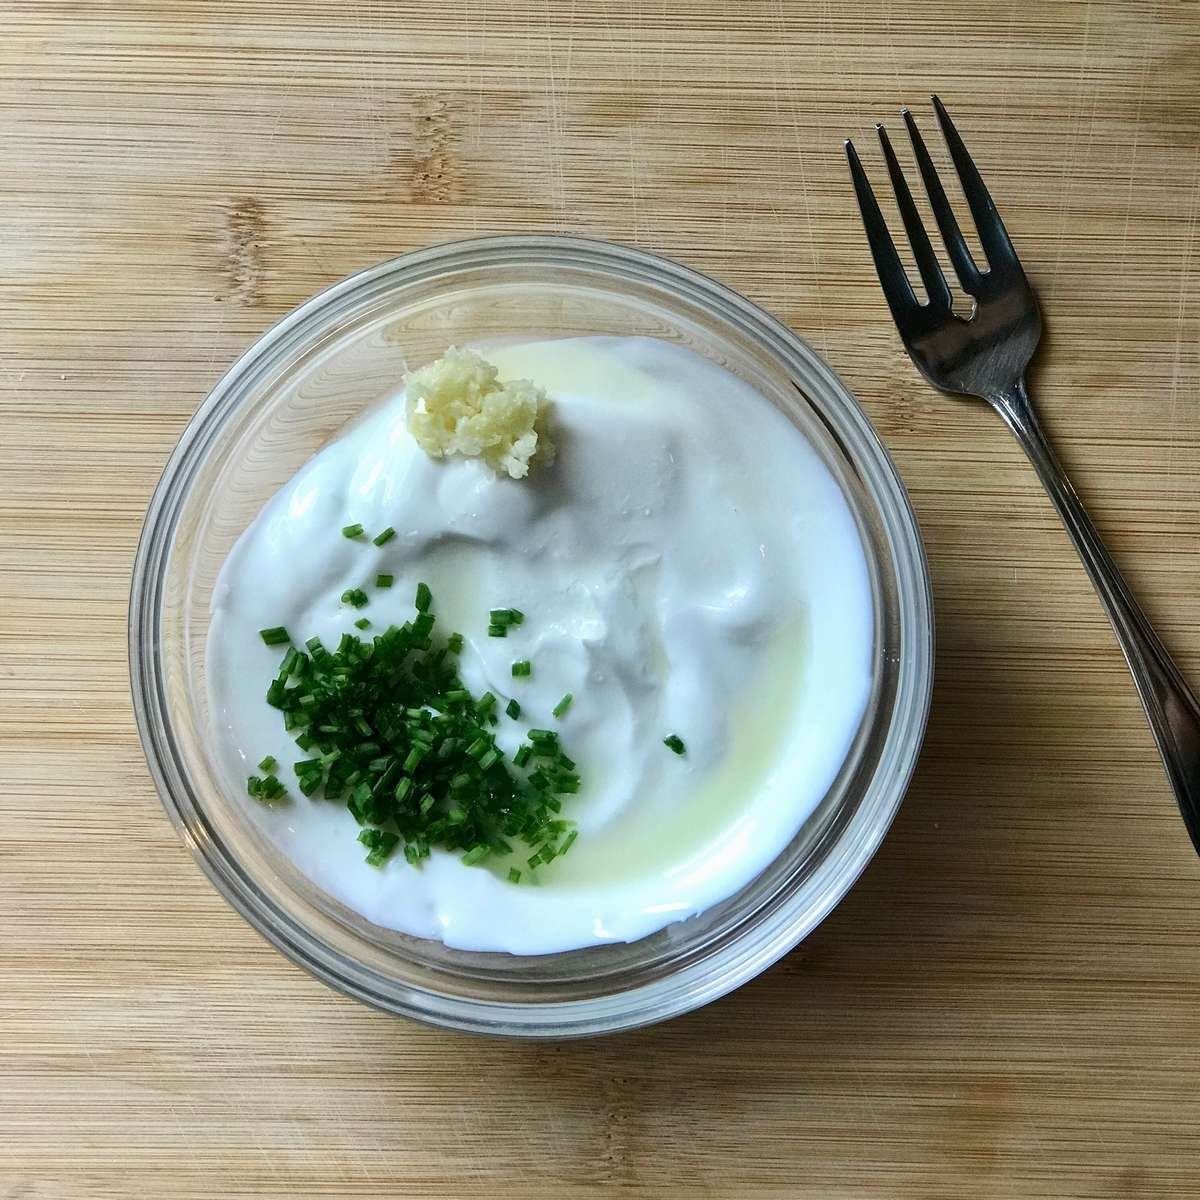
847,96 -> 1200,856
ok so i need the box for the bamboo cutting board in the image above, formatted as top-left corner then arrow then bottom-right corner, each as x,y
2,2 -> 1199,1197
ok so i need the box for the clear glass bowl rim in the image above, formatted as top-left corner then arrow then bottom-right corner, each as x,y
129,234 -> 934,1037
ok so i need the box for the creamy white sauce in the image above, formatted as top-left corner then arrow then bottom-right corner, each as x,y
207,336 -> 874,954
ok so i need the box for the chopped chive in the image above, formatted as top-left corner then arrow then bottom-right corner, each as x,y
341,523 -> 365,539
663,734 -> 687,756
375,573 -> 394,588
358,827 -> 399,865
259,626 -> 290,646
461,843 -> 490,866
487,623 -> 507,637
489,607 -> 525,627
507,867 -> 522,885
253,582 -> 583,873
511,659 -> 532,678
552,693 -> 573,719
248,773 -> 287,805
559,829 -> 578,856
373,527 -> 396,547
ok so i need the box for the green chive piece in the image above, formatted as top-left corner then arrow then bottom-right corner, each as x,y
513,744 -> 532,768
489,608 -> 525,627
341,523 -> 365,539
507,867 -> 522,885
461,843 -> 490,866
552,693 -> 573,719
259,626 -> 290,646
447,632 -> 463,653
511,659 -> 532,678
505,698 -> 521,720
354,617 -> 371,630
340,588 -> 369,608
373,527 -> 396,547
415,581 -> 432,612
248,773 -> 287,805
358,827 -> 399,865
376,573 -> 394,589
257,755 -> 277,773
487,623 -> 507,637
664,734 -> 686,756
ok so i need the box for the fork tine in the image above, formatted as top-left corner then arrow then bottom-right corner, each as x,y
931,95 -> 1019,271
845,138 -> 918,322
902,107 -> 981,291
876,123 -> 951,311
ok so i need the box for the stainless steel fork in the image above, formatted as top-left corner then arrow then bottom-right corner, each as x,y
847,96 -> 1200,856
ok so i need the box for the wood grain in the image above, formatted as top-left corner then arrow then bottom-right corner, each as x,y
2,2 -> 1199,1196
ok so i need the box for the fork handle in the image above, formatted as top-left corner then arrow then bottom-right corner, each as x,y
992,379 -> 1200,855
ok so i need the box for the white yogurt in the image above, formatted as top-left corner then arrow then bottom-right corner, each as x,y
207,336 -> 874,954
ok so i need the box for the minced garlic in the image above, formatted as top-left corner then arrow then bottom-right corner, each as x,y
405,347 -> 555,479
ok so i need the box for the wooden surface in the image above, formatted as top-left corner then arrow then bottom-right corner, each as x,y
2,2 -> 1199,1196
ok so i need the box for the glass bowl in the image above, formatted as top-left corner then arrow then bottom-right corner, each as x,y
129,235 -> 933,1037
